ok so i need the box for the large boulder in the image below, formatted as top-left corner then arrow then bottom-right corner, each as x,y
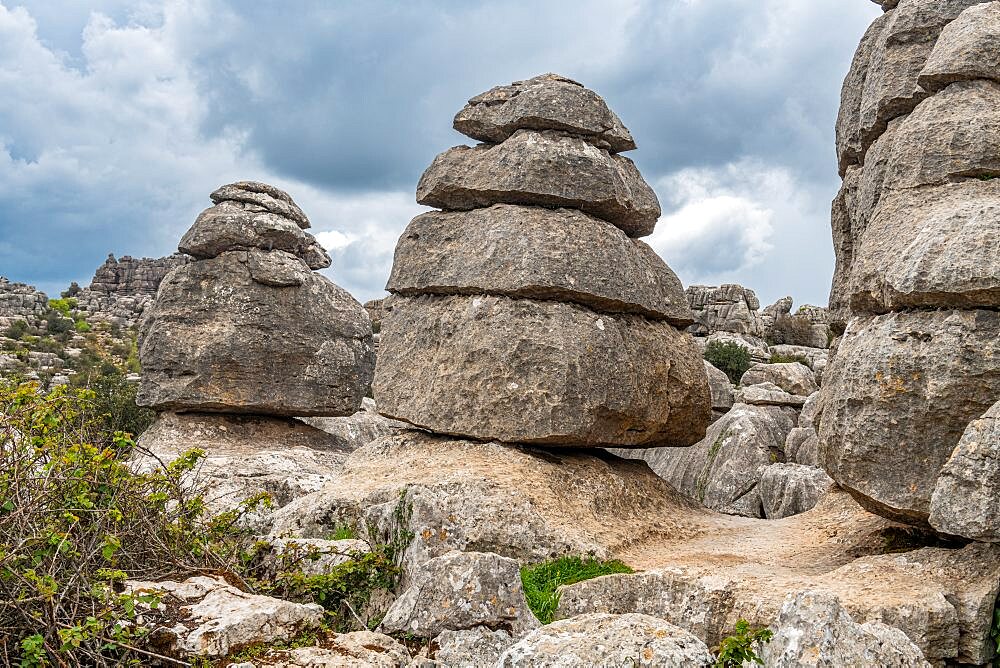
617,403 -> 797,517
784,427 -> 820,467
434,627 -> 518,668
126,575 -> 323,660
685,284 -> 761,336
269,431 -> 706,573
209,181 -> 309,228
739,362 -> 818,397
416,130 -> 660,238
918,1 -> 1000,93
379,551 -> 538,637
374,294 -> 710,448
735,382 -> 807,409
836,12 -> 892,174
234,631 -> 412,668
760,591 -> 930,667
453,73 -> 636,152
849,181 -> 1000,313
819,309 -> 1000,524
301,398 -> 404,452
704,360 -> 734,420
498,613 -> 713,667
386,204 -> 692,324
758,463 -> 836,520
929,400 -> 1000,541
138,249 -> 375,417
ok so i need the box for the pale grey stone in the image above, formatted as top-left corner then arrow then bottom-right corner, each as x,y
919,2 -> 1000,93
759,464 -> 836,519
386,205 -> 692,324
453,73 -> 636,152
416,130 -> 660,238
739,362 -> 818,397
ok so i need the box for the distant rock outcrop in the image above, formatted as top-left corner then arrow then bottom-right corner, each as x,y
73,253 -> 191,328
0,277 -> 48,331
822,0 -> 1000,528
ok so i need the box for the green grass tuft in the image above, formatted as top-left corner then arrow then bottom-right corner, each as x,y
520,556 -> 633,624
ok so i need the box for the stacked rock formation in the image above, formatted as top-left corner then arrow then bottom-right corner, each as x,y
375,73 -> 710,448
135,182 -> 375,521
822,0 -> 1000,528
0,277 -> 48,331
74,253 -> 191,328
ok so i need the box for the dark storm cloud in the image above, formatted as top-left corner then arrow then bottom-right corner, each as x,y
0,0 -> 880,304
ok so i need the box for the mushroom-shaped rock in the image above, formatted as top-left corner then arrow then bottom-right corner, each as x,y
453,73 -> 636,152
210,181 -> 310,228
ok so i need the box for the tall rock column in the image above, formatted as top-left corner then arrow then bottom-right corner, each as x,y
136,181 -> 375,524
375,74 -> 711,448
821,1 -> 1000,526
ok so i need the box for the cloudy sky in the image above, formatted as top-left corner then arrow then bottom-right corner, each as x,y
0,0 -> 880,307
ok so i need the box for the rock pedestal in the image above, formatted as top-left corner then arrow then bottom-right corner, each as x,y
135,182 -> 375,526
822,1 -> 1000,528
375,74 -> 710,448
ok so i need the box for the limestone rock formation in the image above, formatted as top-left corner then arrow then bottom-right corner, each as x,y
824,1 -> 1000,529
759,464 -> 836,520
820,309 -> 1000,524
379,551 -> 538,637
0,277 -> 48,331
453,73 -> 636,152
760,591 -> 931,667
498,613 -> 713,667
735,382 -> 807,408
376,295 -> 708,448
88,253 -> 190,296
704,360 -> 734,420
929,400 -> 1000,541
228,631 -> 411,668
740,362 -> 818,397
435,627 -> 518,668
126,575 -> 323,660
378,75 -> 710,448
416,131 -> 660,238
686,284 -> 761,336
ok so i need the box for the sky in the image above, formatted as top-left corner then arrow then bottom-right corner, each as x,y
0,0 -> 881,307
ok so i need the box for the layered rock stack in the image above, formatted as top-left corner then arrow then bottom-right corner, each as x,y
75,253 -> 191,328
375,73 -> 711,448
0,277 -> 48,331
136,181 -> 375,521
822,0 -> 1000,527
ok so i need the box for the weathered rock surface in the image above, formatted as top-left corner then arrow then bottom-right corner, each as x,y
386,205 -> 692,323
785,427 -> 821,467
210,181 -> 310,229
127,575 -> 322,659
740,362 -> 818,397
301,398 -> 405,452
235,631 -> 412,668
829,166 -> 862,325
735,382 -> 807,408
135,412 -> 351,529
694,331 -> 770,363
759,464 -> 837,520
138,249 -> 374,417
849,181 -> 1000,313
929,400 -> 1000,541
819,309 -> 1000,524
704,361 -> 734,420
768,345 -> 829,371
760,591 -> 931,667
918,2 -> 1000,93
180,200 -> 331,269
270,431 -> 706,572
88,253 -> 190,296
836,13 -> 892,174
558,523 -> 1000,665
416,130 -> 660,238
434,627 -> 516,668
618,403 -> 797,517
498,613 -> 713,667
0,277 -> 48,330
857,0 -> 986,154
262,537 -> 369,576
453,73 -> 636,153
883,80 -> 1000,191
380,551 -> 538,637
686,284 -> 761,336
374,295 -> 709,448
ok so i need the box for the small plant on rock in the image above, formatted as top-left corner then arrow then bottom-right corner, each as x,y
520,556 -> 633,624
713,619 -> 773,667
768,352 -> 809,365
704,341 -> 751,384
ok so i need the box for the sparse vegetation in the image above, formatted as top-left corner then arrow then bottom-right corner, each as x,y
520,556 -> 633,624
768,352 -> 809,365
704,340 -> 752,384
713,619 -> 773,667
768,314 -> 816,347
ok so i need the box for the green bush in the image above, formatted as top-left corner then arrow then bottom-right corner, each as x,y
75,319 -> 91,333
0,381 -> 262,666
714,619 -> 773,667
47,298 -> 78,316
44,311 -> 73,335
768,353 -> 809,365
73,370 -> 155,443
704,341 -> 751,384
5,319 -> 29,340
520,556 -> 633,624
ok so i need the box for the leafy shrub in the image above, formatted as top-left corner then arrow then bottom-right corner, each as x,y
0,381 -> 262,666
768,353 -> 809,365
5,319 -> 29,340
520,556 -> 633,624
47,298 -> 78,316
992,604 -> 1000,654
74,369 -> 155,443
75,319 -> 91,333
713,619 -> 773,667
44,310 -> 73,335
704,341 -> 751,384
